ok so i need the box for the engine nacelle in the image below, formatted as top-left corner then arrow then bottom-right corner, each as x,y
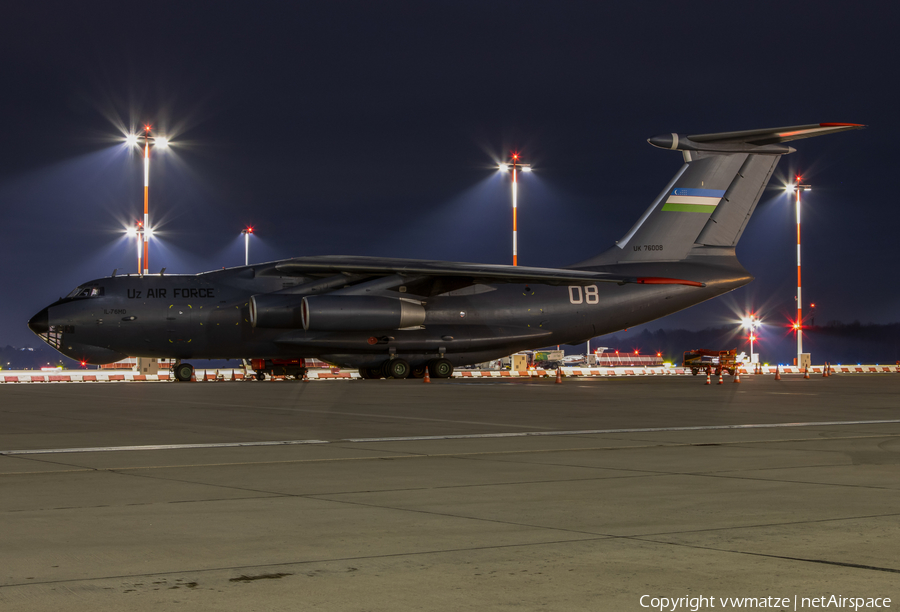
301,295 -> 425,331
249,294 -> 305,328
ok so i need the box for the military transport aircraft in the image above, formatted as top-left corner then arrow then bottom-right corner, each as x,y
28,123 -> 863,381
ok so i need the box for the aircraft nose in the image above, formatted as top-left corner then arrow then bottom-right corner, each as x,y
28,308 -> 49,335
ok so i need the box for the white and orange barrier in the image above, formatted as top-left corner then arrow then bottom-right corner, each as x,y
1,365 -> 898,383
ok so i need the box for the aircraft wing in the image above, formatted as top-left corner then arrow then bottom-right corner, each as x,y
265,256 -> 705,288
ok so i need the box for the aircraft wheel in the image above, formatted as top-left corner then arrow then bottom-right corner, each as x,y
383,359 -> 410,379
255,371 -> 266,381
691,369 -> 698,376
410,365 -> 427,379
174,363 -> 194,382
428,358 -> 453,379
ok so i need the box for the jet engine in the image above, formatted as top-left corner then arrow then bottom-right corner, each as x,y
301,295 -> 425,331
249,294 -> 305,328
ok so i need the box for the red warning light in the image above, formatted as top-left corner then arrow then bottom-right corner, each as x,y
634,350 -> 639,355
81,361 -> 86,367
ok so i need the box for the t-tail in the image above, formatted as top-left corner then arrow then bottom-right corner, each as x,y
576,123 -> 864,267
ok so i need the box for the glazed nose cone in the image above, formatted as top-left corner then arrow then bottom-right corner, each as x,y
28,308 -> 49,334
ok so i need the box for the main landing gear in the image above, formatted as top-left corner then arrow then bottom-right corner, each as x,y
359,358 -> 454,380
174,362 -> 194,382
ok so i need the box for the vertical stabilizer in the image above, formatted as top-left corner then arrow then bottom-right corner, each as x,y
574,123 -> 863,267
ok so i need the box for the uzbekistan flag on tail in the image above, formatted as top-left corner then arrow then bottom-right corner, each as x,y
661,188 -> 725,213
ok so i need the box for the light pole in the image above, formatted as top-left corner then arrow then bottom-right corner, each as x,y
741,314 -> 761,363
127,126 -> 168,275
498,153 -> 531,266
125,220 -> 145,273
241,227 -> 254,266
788,180 -> 811,366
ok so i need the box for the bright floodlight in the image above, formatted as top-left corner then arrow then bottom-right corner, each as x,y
521,166 -> 532,173
126,226 -> 137,236
125,134 -> 138,146
785,184 -> 795,193
498,164 -> 509,172
144,227 -> 154,238
741,314 -> 761,330
155,136 -> 169,148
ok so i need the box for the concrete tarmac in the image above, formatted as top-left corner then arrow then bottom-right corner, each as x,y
1,374 -> 899,611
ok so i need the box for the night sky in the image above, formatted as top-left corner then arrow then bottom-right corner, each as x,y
3,2 -> 898,354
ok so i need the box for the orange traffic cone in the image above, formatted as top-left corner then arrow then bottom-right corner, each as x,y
555,367 -> 563,384
718,370 -> 724,385
190,370 -> 196,382
804,366 -> 810,379
734,370 -> 741,383
774,365 -> 781,381
423,368 -> 431,383
705,370 -> 711,385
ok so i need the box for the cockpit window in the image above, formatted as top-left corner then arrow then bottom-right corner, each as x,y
65,286 -> 104,299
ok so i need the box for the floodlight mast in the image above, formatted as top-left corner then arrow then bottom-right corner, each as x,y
793,180 -> 811,364
741,314 -> 761,363
241,227 -> 253,266
143,125 -> 151,275
500,153 -> 530,266
133,220 -> 144,273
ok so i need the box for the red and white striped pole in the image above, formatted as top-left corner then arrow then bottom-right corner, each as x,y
794,180 -> 811,364
142,125 -> 151,276
136,221 -> 143,273
512,158 -> 518,266
502,153 -> 530,267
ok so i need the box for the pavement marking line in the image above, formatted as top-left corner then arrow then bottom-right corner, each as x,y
4,433 -> 898,476
2,419 -> 900,457
0,439 -> 330,456
344,419 -> 900,443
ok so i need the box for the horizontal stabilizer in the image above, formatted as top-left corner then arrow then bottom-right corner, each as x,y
648,123 -> 864,154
